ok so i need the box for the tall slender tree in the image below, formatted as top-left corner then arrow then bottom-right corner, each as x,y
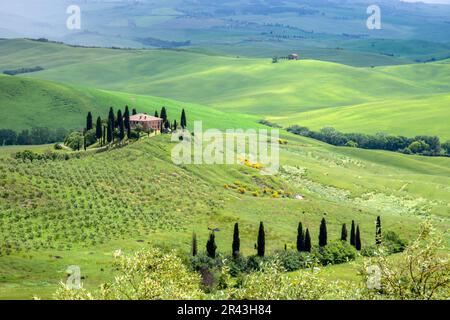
350,220 -> 356,247
206,233 -> 217,259
304,228 -> 312,252
95,116 -> 102,140
192,233 -> 198,257
355,225 -> 362,251
181,109 -> 187,129
132,108 -> 137,115
376,216 -> 382,245
107,120 -> 113,143
154,111 -> 159,118
319,218 -> 327,247
296,222 -> 304,252
232,223 -> 240,258
160,107 -> 167,122
108,107 -> 115,129
257,222 -> 265,257
86,112 -> 93,131
117,110 -> 125,141
102,125 -> 106,146
124,106 -> 131,138
341,223 -> 348,241
173,120 -> 178,131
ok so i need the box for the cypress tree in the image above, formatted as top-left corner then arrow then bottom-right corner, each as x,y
164,119 -> 170,131
173,120 -> 178,131
257,222 -> 265,257
350,220 -> 356,247
102,125 -> 106,146
319,217 -> 327,247
296,222 -> 304,252
192,233 -> 198,257
86,112 -> 93,131
341,223 -> 348,241
304,228 -> 312,252
132,108 -> 137,115
108,107 -> 115,129
154,111 -> 159,118
107,120 -> 113,143
355,225 -> 362,251
206,233 -> 217,259
124,106 -> 131,138
376,216 -> 382,245
160,107 -> 167,122
96,116 -> 102,140
232,223 -> 240,258
181,109 -> 187,129
117,110 -> 124,141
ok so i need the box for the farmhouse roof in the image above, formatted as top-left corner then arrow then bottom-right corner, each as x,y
129,113 -> 163,122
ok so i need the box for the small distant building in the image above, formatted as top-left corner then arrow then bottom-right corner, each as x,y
288,53 -> 300,60
129,113 -> 163,131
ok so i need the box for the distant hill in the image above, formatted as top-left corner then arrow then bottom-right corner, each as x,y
1,39 -> 449,139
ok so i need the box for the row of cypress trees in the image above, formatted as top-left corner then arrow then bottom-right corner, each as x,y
194,217 -> 383,258
86,106 -> 187,145
156,107 -> 187,132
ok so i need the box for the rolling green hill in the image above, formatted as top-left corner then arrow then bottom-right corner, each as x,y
1,129 -> 449,299
1,39 -> 449,139
0,74 -> 260,132
269,93 -> 450,140
0,38 -> 449,300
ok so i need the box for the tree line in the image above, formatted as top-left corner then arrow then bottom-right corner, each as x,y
193,217 -> 384,260
0,127 -> 68,146
66,106 -> 188,151
287,126 -> 450,156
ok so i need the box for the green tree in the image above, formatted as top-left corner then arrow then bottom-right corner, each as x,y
355,225 -> 362,251
319,218 -> 327,247
206,233 -> 217,259
376,216 -> 382,245
341,223 -> 348,242
304,228 -> 312,252
232,223 -> 240,258
160,107 -> 167,122
117,110 -> 125,141
192,233 -> 198,257
132,108 -> 137,115
95,117 -> 102,140
362,221 -> 449,300
181,109 -> 187,129
173,120 -> 178,131
86,112 -> 93,131
350,220 -> 356,247
107,120 -> 113,143
296,222 -> 304,252
108,107 -> 115,129
442,140 -> 450,155
154,111 -> 159,118
257,222 -> 265,257
124,106 -> 131,138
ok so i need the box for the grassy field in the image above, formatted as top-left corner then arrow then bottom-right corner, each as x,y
1,39 -> 449,139
0,38 -> 449,300
0,74 -> 261,131
269,93 -> 450,140
0,129 -> 449,299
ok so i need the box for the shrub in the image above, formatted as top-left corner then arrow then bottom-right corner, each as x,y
314,241 -> 357,265
383,231 -> 408,254
55,248 -> 204,300
275,250 -> 315,272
